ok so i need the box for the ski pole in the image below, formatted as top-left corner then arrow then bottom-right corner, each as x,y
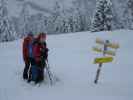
46,60 -> 53,85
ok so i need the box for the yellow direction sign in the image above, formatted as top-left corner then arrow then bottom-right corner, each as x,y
94,57 -> 113,64
92,46 -> 116,56
96,38 -> 120,49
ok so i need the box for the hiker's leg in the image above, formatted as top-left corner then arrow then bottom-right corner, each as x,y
23,59 -> 30,80
40,69 -> 44,81
35,62 -> 44,83
28,58 -> 36,82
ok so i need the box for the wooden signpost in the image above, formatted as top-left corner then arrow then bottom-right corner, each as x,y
96,38 -> 120,49
93,38 -> 119,84
93,46 -> 116,56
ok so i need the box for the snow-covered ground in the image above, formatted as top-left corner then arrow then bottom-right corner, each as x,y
0,30 -> 133,100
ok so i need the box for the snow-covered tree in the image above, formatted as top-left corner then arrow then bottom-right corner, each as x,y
91,0 -> 113,32
28,13 -> 47,34
127,0 -> 133,17
0,0 -> 16,42
110,1 -> 124,30
76,0 -> 92,31
46,1 -> 63,34
122,0 -> 133,29
18,2 -> 30,37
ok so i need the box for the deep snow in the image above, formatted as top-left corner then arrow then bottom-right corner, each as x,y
0,30 -> 133,100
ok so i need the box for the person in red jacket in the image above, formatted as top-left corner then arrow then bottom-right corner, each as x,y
32,33 -> 48,84
22,33 -> 34,80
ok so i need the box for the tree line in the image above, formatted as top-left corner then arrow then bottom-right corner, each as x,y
0,0 -> 133,42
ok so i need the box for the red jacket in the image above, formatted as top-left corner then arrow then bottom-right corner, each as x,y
33,41 -> 48,63
22,36 -> 32,63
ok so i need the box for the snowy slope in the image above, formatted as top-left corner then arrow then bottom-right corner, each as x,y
0,30 -> 133,100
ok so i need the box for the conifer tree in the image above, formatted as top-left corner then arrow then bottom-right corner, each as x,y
91,0 -> 113,32
0,0 -> 16,42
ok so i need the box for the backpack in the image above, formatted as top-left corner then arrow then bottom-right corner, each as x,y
28,41 -> 34,58
39,42 -> 48,68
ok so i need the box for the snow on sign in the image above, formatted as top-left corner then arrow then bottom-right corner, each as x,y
93,38 -> 120,84
96,38 -> 120,49
93,46 -> 116,56
94,57 -> 113,64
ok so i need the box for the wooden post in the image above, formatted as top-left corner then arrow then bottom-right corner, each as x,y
93,38 -> 119,84
94,63 -> 102,84
94,40 -> 109,84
